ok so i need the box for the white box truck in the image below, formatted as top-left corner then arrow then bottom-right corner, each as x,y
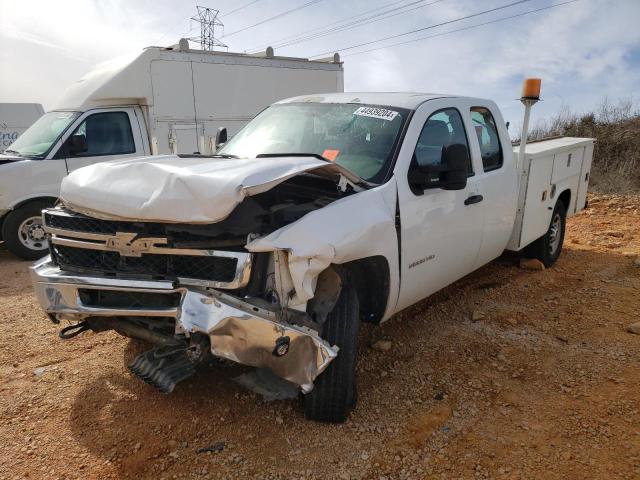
0,41 -> 343,259
0,103 -> 44,152
30,83 -> 594,422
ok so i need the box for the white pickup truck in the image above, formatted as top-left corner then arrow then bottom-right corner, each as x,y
30,91 -> 594,422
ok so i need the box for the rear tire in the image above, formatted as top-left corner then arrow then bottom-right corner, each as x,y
523,200 -> 566,268
304,285 -> 360,423
1,202 -> 51,261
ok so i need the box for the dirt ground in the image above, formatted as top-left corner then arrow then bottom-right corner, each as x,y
1,193 -> 639,480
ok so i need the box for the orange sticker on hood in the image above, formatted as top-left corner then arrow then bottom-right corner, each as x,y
322,149 -> 340,161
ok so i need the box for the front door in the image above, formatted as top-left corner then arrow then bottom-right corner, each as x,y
395,99 -> 486,311
61,108 -> 145,173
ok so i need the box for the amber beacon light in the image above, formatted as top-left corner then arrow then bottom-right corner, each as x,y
521,78 -> 542,100
517,77 -> 542,173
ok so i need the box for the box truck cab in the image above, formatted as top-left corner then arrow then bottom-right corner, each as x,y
0,42 -> 343,259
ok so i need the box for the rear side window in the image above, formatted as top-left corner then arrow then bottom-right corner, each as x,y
70,112 -> 135,156
413,108 -> 473,174
471,107 -> 502,171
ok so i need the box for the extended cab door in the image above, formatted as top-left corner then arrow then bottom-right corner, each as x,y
467,103 -> 518,267
57,108 -> 146,173
395,99 -> 486,312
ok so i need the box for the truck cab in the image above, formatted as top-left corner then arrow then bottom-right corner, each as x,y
30,92 -> 593,423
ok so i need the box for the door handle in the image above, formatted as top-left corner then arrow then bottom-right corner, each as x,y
464,194 -> 483,205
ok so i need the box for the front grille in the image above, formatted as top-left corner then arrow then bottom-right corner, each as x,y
44,211 -> 125,235
52,244 -> 238,283
78,289 -> 182,309
44,207 -> 251,288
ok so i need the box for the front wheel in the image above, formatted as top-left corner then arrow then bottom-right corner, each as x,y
1,202 -> 51,260
523,200 -> 567,267
304,285 -> 360,423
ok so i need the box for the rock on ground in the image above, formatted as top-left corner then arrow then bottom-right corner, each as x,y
519,258 -> 546,271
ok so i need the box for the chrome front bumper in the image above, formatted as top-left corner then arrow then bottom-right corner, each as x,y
30,257 -> 337,391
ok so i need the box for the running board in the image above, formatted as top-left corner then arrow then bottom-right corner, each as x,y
128,346 -> 196,394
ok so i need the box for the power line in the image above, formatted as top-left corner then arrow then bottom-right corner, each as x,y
222,0 -> 263,18
273,0 -> 447,51
154,19 -> 191,45
154,1 -> 198,45
248,0 -> 434,53
309,0 -> 535,58
247,0 -> 411,52
222,0 -> 325,38
343,0 -> 582,57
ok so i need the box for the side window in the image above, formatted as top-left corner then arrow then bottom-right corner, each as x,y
470,107 -> 503,171
68,112 -> 135,156
413,108 -> 472,174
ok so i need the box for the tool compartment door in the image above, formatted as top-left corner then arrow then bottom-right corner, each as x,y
517,154 -> 555,249
575,142 -> 594,212
551,147 -> 583,214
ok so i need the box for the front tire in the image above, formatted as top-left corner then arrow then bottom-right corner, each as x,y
523,200 -> 567,267
1,202 -> 51,260
304,285 -> 360,423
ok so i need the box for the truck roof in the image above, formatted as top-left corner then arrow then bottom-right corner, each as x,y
53,46 -> 343,111
277,92 -> 458,110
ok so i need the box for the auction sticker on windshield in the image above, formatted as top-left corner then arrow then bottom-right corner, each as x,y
353,106 -> 399,121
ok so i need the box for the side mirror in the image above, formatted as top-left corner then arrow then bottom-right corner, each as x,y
215,127 -> 227,149
408,143 -> 469,192
68,133 -> 87,155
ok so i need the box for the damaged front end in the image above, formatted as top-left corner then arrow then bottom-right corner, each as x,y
31,258 -> 337,392
31,171 -> 354,393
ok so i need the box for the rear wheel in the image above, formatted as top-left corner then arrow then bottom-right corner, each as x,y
523,200 -> 567,267
1,202 -> 51,260
304,285 -> 360,423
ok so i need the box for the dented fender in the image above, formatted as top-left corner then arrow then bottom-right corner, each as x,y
247,179 -> 400,320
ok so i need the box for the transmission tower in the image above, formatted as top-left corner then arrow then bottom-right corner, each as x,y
188,6 -> 227,51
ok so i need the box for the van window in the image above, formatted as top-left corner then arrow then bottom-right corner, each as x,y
69,112 -> 135,156
5,111 -> 80,158
413,108 -> 472,174
470,107 -> 502,171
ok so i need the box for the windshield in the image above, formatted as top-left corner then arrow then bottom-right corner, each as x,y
7,111 -> 79,158
219,103 -> 409,182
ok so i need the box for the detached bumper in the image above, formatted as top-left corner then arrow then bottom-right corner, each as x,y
30,257 -> 337,391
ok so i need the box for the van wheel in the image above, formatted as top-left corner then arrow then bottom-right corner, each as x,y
523,200 -> 566,268
304,285 -> 360,423
1,202 -> 51,260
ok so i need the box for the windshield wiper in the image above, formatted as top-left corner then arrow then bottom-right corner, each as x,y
256,153 -> 331,163
210,153 -> 240,159
3,149 -> 21,156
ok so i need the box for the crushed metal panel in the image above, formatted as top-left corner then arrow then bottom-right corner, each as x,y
247,179 -> 400,318
59,155 -> 345,223
178,289 -> 337,392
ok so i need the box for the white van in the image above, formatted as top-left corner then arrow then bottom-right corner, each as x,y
0,103 -> 44,152
0,42 -> 343,259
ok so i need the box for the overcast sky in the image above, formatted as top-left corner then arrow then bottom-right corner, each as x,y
1,0 -> 638,129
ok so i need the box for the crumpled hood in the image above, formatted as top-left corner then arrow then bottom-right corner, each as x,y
60,154 -> 360,223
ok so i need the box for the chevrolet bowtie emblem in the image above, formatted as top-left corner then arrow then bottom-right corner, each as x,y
105,232 -> 167,257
